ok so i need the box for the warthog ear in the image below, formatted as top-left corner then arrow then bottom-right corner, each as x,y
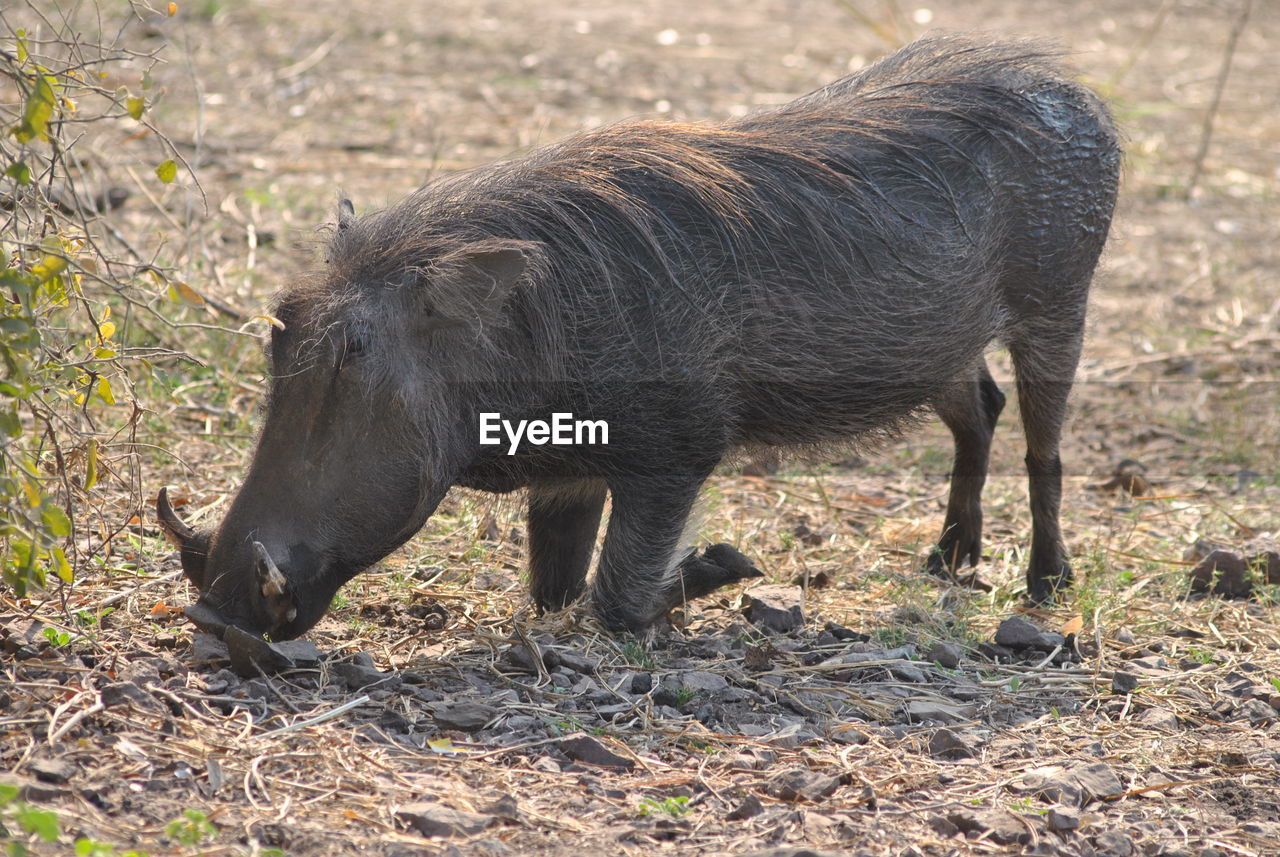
337,198 -> 356,231
420,241 -> 543,332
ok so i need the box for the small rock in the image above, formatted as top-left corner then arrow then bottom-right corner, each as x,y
905,700 -> 976,725
29,758 -> 76,784
241,679 -> 273,701
1235,698 -> 1278,726
928,728 -> 978,760
332,661 -> 402,691
224,626 -> 299,677
743,643 -> 774,670
629,673 -> 652,694
190,632 -> 230,664
1244,536 -> 1280,584
651,684 -> 679,707
766,768 -> 842,802
926,642 -> 962,669
501,647 -> 547,675
531,757 -> 560,774
679,671 -> 729,694
745,585 -> 805,633
270,640 -> 323,666
1046,806 -> 1080,831
1189,549 -> 1251,598
119,659 -> 163,687
822,621 -> 869,642
739,850 -> 844,857
483,794 -> 520,822
994,616 -> 1044,648
1111,671 -> 1139,694
976,641 -> 1015,662
1091,830 -> 1134,857
1114,626 -> 1136,645
0,774 -> 68,802
1071,762 -> 1125,803
994,616 -> 1062,651
100,681 -> 158,709
889,663 -> 929,683
725,793 -> 763,820
395,801 -> 493,838
378,710 -> 413,733
1138,707 -> 1180,731
1183,538 -> 1232,564
556,735 -> 634,770
202,668 -> 240,695
819,644 -> 916,670
431,702 -> 497,732
945,809 -> 1030,846
927,814 -> 959,837
556,651 -> 599,674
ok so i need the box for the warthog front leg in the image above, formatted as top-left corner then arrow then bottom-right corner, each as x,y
591,465 -> 758,632
669,543 -> 764,606
527,478 -> 607,612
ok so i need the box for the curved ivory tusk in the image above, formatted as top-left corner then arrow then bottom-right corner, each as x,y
156,486 -> 195,547
253,541 -> 289,597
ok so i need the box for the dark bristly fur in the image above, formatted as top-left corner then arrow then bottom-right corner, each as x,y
165,34 -> 1120,641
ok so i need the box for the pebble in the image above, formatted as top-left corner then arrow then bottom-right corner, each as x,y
745,585 -> 805,632
556,735 -> 634,770
430,702 -> 497,732
395,801 -> 494,838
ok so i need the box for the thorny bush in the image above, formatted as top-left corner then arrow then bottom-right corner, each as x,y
1,1 -> 193,595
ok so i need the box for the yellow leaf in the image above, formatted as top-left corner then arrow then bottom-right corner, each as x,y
31,254 -> 68,283
427,737 -> 462,754
84,439 -> 98,490
14,73 -> 57,143
126,96 -> 145,121
98,321 -> 116,340
52,547 -> 73,583
155,159 -> 177,183
97,376 -> 115,405
1061,615 -> 1084,636
94,345 -> 116,359
168,2 -> 178,15
168,281 -> 205,306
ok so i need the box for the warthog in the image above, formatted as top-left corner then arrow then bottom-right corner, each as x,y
159,34 -> 1120,641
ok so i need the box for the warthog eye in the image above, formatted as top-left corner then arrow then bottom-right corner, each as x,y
342,334 -> 368,365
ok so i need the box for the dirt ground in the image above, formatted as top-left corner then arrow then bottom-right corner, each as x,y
3,1 -> 1280,855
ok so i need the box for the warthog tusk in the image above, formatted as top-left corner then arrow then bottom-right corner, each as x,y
253,541 -> 288,597
253,541 -> 297,625
156,486 -> 195,547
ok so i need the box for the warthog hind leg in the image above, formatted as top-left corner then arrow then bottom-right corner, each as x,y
925,360 -> 1004,589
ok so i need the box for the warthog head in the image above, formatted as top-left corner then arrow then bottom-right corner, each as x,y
159,200 -> 541,640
